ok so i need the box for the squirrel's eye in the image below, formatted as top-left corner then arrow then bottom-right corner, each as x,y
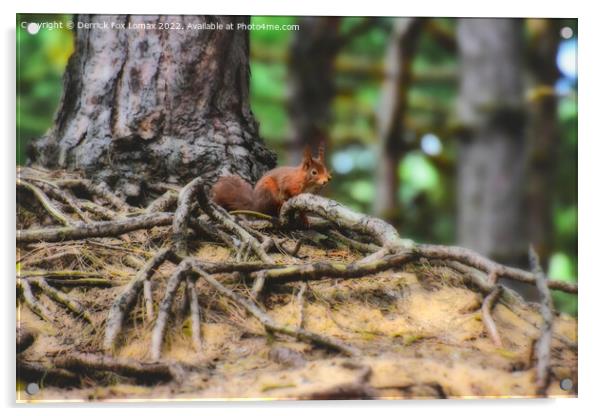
311,169 -> 317,176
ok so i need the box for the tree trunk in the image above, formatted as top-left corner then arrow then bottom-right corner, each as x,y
373,18 -> 423,223
456,18 -> 527,267
526,19 -> 562,270
29,15 -> 276,200
287,17 -> 341,164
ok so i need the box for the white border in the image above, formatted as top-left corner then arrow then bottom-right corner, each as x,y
2,1 -> 600,415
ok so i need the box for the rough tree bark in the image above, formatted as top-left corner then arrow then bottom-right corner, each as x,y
29,15 -> 276,200
456,18 -> 528,267
373,18 -> 423,223
287,17 -> 341,164
526,19 -> 562,269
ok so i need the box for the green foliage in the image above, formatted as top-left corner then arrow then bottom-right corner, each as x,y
549,252 -> 578,315
399,152 -> 441,202
349,180 -> 375,203
250,16 -> 297,45
17,14 -> 73,164
249,61 -> 288,144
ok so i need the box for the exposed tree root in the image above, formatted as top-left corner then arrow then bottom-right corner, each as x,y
146,190 -> 178,214
190,265 -> 359,357
18,279 -> 53,322
26,178 -> 91,223
173,177 -> 275,296
326,229 -> 380,254
45,278 -> 115,287
143,279 -> 154,320
416,244 -> 577,294
17,179 -> 74,226
29,277 -> 92,323
20,270 -> 105,279
17,212 -> 173,243
55,179 -> 130,212
151,260 -> 190,361
530,247 -> 554,396
481,286 -> 503,348
15,173 -> 578,395
251,252 -> 416,284
172,179 -> 205,256
280,193 -> 414,251
187,276 -> 203,354
80,200 -> 119,220
18,274 -> 96,326
105,247 -> 173,351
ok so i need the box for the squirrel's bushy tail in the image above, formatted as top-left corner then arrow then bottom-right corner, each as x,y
210,175 -> 255,211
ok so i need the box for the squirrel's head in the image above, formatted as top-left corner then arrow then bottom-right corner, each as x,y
301,142 -> 332,192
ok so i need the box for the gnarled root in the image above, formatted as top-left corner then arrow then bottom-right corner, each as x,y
105,247 -> 174,351
530,247 -> 554,397
481,286 -> 503,348
16,174 -> 577,394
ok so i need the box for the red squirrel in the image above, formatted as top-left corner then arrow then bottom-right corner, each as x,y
211,144 -> 332,217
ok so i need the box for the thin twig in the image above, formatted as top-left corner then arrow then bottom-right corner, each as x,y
229,210 -> 275,221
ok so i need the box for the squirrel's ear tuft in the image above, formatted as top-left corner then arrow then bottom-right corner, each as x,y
302,146 -> 313,168
318,141 -> 326,163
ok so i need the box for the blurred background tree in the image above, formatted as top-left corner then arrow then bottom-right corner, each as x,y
17,14 -> 578,314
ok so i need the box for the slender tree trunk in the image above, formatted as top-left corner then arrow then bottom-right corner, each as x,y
456,18 -> 528,266
373,18 -> 423,223
526,19 -> 562,270
287,17 -> 341,164
29,15 -> 276,200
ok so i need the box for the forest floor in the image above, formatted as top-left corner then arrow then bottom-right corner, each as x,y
16,167 -> 577,401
